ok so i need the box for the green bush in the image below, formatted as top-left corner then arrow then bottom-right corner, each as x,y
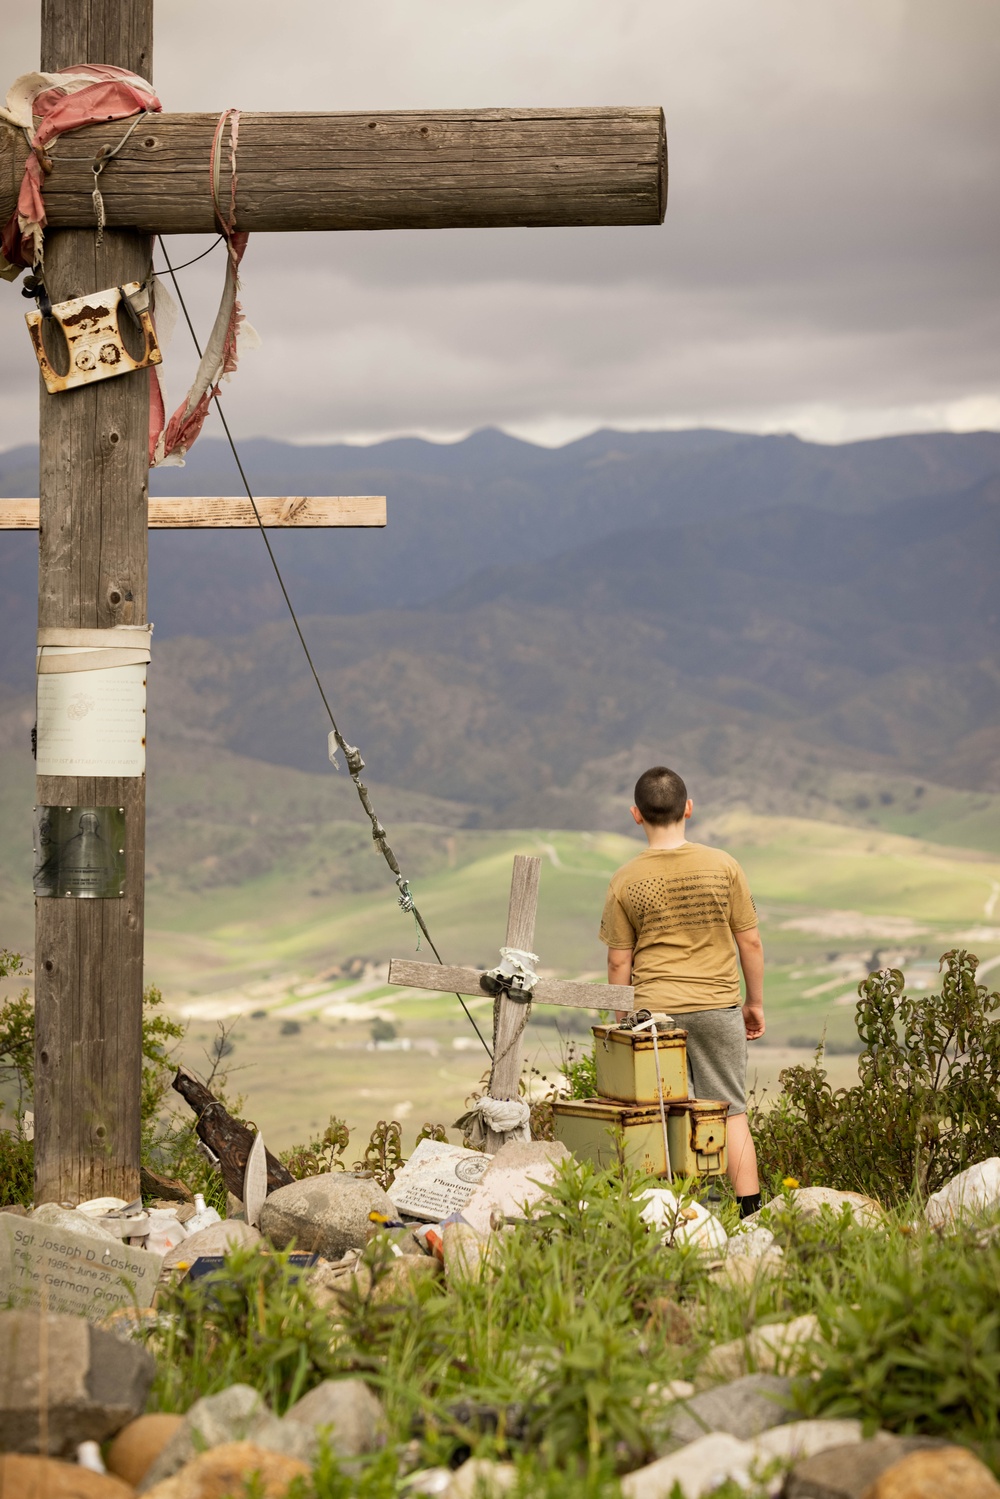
753,949 -> 1000,1204
0,949 -> 187,1205
328,1158 -> 708,1475
148,1244 -> 338,1414
792,1213 -> 1000,1451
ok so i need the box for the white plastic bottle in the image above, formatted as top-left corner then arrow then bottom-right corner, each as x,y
185,1191 -> 222,1235
77,1441 -> 107,1473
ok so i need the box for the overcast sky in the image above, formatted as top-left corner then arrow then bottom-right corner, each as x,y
2,1 -> 998,449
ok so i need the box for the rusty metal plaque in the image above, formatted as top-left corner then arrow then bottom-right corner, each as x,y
33,806 -> 126,899
26,281 -> 162,394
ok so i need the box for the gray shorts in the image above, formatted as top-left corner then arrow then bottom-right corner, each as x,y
673,1006 -> 747,1116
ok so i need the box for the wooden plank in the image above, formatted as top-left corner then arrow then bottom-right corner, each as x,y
488,855 -> 542,1118
1,496 -> 387,530
388,959 -> 491,997
387,959 -> 634,1014
33,0 -> 153,1207
1,108 -> 667,234
504,853 -> 541,953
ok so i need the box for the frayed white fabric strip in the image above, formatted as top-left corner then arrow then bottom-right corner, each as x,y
456,1097 -> 531,1149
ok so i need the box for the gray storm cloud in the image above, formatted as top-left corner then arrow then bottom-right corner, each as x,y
1,0 -> 997,447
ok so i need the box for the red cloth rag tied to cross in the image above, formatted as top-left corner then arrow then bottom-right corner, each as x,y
0,67 -> 255,467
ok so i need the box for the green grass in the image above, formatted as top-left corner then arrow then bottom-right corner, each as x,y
143,1163 -> 1000,1496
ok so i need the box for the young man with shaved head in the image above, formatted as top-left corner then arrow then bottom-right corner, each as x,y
599,766 -> 765,1217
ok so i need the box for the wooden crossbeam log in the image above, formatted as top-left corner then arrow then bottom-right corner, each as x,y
387,960 -> 619,1014
0,496 -> 386,529
389,855 -> 634,1151
0,108 -> 667,234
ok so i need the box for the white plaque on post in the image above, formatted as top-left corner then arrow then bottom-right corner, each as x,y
36,650 -> 146,777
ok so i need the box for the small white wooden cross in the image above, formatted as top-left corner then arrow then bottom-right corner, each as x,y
388,853 -> 635,1151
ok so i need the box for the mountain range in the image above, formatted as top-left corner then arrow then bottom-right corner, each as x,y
2,426 -> 999,831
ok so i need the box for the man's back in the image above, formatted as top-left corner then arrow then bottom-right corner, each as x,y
600,841 -> 757,1012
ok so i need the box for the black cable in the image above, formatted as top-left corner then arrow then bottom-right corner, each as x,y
153,236 -> 224,274
156,237 -> 494,1061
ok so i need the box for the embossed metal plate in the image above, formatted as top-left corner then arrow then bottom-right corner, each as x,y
26,281 -> 162,394
33,806 -> 126,898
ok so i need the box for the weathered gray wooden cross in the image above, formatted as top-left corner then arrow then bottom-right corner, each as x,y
0,0 -> 664,1203
388,854 -> 635,1152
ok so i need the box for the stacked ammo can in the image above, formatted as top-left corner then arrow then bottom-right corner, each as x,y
551,1019 -> 729,1178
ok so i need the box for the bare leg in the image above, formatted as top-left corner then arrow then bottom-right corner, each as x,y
726,1112 -> 759,1197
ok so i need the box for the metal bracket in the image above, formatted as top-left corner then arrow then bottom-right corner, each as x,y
26,281 -> 162,394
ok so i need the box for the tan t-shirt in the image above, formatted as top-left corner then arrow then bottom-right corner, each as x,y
599,842 -> 757,1013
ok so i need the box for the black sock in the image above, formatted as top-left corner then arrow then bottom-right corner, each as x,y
737,1192 -> 762,1219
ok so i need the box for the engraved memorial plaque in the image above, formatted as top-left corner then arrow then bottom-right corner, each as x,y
33,806 -> 126,899
0,1215 -> 162,1319
389,1137 -> 492,1221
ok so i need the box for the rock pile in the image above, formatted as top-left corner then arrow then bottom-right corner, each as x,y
3,1148 -> 999,1497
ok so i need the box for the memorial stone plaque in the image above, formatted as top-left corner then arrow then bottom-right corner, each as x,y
389,1138 -> 492,1222
0,1215 -> 162,1319
33,805 -> 127,898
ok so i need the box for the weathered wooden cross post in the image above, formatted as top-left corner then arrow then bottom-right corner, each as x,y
388,854 -> 635,1151
2,0 -> 665,1202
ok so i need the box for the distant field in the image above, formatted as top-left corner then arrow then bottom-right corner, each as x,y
145,811 -> 1000,1150
4,740 -> 1000,1151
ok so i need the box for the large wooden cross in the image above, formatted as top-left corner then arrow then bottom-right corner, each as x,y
388,854 -> 635,1152
3,0 -> 664,1203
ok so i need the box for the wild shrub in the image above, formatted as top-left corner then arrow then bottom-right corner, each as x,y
753,949 -> 1000,1204
281,1114 -> 353,1178
0,950 -> 188,1205
798,1219 -> 1000,1448
148,1244 -> 338,1413
329,1157 -> 708,1474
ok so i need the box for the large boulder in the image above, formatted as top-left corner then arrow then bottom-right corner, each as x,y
461,1141 -> 570,1236
695,1313 -> 820,1387
624,1423 -> 866,1499
924,1158 -> 1000,1228
780,1187 -> 883,1227
284,1378 -> 385,1454
666,1374 -> 794,1446
259,1172 -> 394,1259
30,1204 -> 120,1243
865,1445 -> 1000,1497
0,1309 -> 155,1457
143,1441 -> 311,1499
784,1435 -> 963,1498
0,1454 -> 135,1498
160,1219 -> 263,1273
139,1386 -> 269,1490
106,1413 -> 184,1487
622,1432 -> 752,1498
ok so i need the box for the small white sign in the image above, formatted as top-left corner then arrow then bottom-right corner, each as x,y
36,651 -> 146,777
0,1216 -> 163,1319
389,1138 -> 492,1222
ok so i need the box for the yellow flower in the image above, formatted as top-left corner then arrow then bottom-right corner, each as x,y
782,1176 -> 800,1190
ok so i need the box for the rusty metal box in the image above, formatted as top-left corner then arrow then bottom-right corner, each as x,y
592,1023 -> 689,1105
551,1096 -> 728,1179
